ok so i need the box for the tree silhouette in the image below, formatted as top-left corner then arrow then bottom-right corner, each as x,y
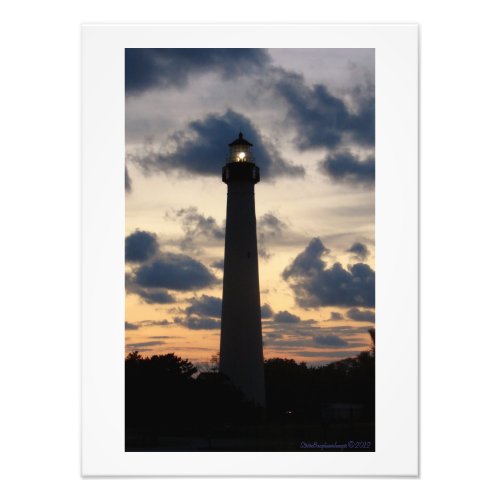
125,329 -> 375,451
368,327 -> 375,355
208,351 -> 220,372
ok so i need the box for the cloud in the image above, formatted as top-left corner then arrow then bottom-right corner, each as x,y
210,259 -> 224,270
173,294 -> 223,330
124,231 -> 180,304
346,308 -> 375,323
330,312 -> 344,321
168,206 -> 224,251
133,252 -> 217,291
126,272 -> 177,305
134,289 -> 176,305
261,317 -> 372,358
282,237 -> 329,280
261,303 -> 274,319
263,323 -> 352,342
124,320 -> 171,330
258,247 -> 272,260
259,212 -> 287,238
293,350 -> 360,361
271,67 -> 375,150
282,238 -> 375,308
346,242 -> 370,260
320,153 -> 375,186
125,230 -> 159,262
175,316 -> 221,330
125,165 -> 132,193
185,295 -> 222,318
327,326 -> 372,335
126,340 -> 167,349
257,212 -> 288,259
274,310 -> 301,323
135,109 -> 304,179
139,319 -> 170,327
126,247 -> 217,304
125,48 -> 270,95
312,335 -> 349,347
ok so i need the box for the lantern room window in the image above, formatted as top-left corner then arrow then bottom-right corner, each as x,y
228,132 -> 253,163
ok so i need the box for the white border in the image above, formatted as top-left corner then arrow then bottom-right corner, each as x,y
82,24 -> 418,476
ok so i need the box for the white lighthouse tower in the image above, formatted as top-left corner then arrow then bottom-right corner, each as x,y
219,133 -> 266,408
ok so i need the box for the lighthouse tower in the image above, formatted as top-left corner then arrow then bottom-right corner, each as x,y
219,133 -> 266,408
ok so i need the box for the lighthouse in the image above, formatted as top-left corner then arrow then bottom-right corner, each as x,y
219,133 -> 266,408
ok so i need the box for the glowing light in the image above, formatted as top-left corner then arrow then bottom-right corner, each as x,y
238,152 -> 246,161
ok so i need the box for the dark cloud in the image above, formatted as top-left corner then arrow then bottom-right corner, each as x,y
327,325 -> 371,335
135,289 -> 175,305
125,230 -> 159,262
262,338 -> 310,349
259,212 -> 287,238
261,318 -> 372,359
258,247 -> 272,260
185,295 -> 222,318
175,316 -> 221,330
126,340 -> 166,349
125,165 -> 132,193
133,252 -> 217,291
173,294 -> 223,331
262,323 -> 368,359
346,242 -> 370,260
272,67 -> 375,150
263,331 -> 283,341
312,335 -> 349,347
320,153 -> 375,186
282,237 -> 329,280
263,322 -> 344,342
257,212 -> 288,259
282,238 -> 375,308
135,109 -> 304,179
126,272 -> 177,305
211,259 -> 224,271
168,207 -> 224,251
293,350 -> 360,361
274,310 -> 301,324
124,319 -> 171,330
261,303 -> 274,319
346,308 -> 375,323
140,319 -> 170,327
330,312 -> 344,321
126,48 -> 270,95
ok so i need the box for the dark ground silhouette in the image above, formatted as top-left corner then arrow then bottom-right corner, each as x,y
125,329 -> 375,452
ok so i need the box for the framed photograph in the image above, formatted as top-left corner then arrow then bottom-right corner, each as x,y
82,24 -> 418,476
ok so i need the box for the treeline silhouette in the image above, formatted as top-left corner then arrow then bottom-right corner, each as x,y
126,329 -> 375,451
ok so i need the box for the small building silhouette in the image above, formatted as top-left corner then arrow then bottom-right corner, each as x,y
321,403 -> 365,423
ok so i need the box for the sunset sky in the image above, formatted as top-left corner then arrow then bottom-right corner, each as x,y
125,48 -> 375,366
